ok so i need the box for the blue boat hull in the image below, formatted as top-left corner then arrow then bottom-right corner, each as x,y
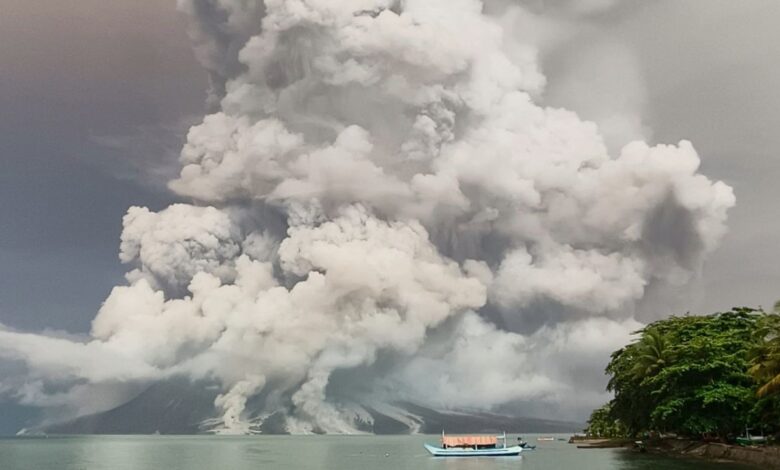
424,443 -> 523,457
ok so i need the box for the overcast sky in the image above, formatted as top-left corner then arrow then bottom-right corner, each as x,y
622,1 -> 780,314
0,0 -> 779,436
0,1 -> 777,332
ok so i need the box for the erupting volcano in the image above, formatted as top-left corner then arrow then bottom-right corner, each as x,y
0,0 -> 734,434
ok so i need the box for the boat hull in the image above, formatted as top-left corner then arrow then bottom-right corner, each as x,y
424,443 -> 523,457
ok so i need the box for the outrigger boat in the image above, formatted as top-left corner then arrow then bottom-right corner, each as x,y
424,431 -> 523,457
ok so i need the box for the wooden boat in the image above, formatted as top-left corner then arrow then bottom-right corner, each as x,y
424,432 -> 523,457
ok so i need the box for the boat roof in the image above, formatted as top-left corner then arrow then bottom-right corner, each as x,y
442,435 -> 497,446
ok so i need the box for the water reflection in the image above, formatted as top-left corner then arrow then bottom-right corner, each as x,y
0,435 -> 758,470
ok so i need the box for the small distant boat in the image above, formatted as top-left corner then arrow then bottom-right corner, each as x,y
424,432 -> 523,457
537,437 -> 555,441
517,438 -> 536,450
736,436 -> 766,446
736,427 -> 767,446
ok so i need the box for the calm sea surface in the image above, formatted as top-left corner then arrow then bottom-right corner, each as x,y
0,434 -> 755,470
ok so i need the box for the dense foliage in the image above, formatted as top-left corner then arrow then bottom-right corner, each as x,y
584,402 -> 627,438
749,303 -> 780,397
747,303 -> 780,428
588,307 -> 780,440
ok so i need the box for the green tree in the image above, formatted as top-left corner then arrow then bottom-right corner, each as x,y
630,328 -> 674,381
747,304 -> 780,434
585,402 -> 627,438
607,338 -> 655,435
748,312 -> 780,397
606,309 -> 761,439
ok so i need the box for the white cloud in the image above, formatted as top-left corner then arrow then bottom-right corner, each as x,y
0,0 -> 734,432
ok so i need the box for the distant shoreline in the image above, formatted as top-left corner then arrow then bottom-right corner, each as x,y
570,436 -> 780,469
647,439 -> 780,469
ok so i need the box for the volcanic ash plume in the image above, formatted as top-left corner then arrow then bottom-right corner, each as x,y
0,0 -> 734,433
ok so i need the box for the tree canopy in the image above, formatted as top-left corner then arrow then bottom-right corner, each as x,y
589,307 -> 780,440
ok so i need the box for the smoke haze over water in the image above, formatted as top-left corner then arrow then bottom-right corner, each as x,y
0,0 -> 734,433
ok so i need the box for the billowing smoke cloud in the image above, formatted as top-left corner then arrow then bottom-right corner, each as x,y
0,0 -> 734,433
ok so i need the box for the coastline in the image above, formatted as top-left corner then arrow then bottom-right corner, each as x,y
647,439 -> 780,469
570,436 -> 780,469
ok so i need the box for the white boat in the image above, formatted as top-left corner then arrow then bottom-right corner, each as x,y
424,432 -> 523,457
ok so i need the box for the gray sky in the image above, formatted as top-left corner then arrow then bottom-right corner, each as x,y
629,1 -> 780,313
0,0 -> 778,435
0,0 -> 206,332
0,0 -> 777,331
540,0 -> 780,313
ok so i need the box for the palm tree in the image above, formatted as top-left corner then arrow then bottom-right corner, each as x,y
749,309 -> 780,397
630,328 -> 674,382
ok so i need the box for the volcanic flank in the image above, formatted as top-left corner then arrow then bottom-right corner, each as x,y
0,0 -> 734,434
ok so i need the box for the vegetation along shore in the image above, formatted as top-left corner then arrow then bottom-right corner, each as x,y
584,303 -> 780,468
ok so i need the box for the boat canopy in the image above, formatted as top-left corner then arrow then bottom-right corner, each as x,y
442,435 -> 497,446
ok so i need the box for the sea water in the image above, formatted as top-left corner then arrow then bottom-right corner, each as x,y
0,434 -> 755,469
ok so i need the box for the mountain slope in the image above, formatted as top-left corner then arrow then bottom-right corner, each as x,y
41,379 -> 582,435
